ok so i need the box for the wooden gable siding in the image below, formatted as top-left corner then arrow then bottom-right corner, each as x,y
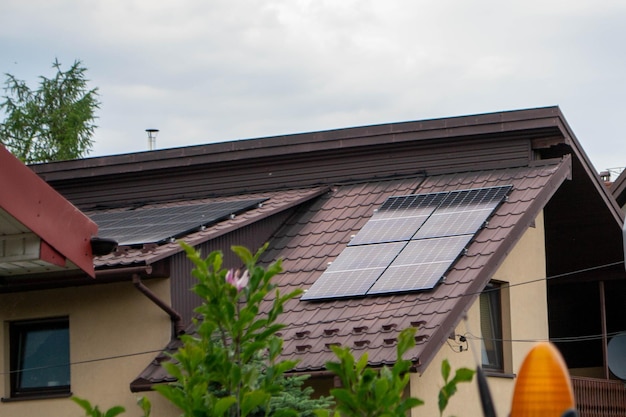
169,208 -> 296,325
45,136 -> 532,210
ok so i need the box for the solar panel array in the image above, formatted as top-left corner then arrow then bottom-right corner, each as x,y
90,198 -> 267,246
301,186 -> 511,300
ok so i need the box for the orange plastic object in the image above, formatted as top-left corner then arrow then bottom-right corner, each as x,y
510,342 -> 575,417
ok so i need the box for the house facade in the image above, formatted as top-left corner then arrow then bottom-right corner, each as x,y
1,106 -> 624,416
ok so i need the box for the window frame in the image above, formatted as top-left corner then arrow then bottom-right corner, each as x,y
8,316 -> 71,399
480,282 -> 504,371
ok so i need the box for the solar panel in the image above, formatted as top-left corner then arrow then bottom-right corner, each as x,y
412,208 -> 493,239
348,193 -> 446,245
367,235 -> 473,294
434,186 -> 510,213
301,242 -> 404,300
413,186 -> 510,239
302,185 -> 510,301
90,198 -> 267,246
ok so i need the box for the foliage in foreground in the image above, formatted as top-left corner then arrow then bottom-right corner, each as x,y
0,58 -> 99,163
315,327 -> 474,417
74,244 -> 474,417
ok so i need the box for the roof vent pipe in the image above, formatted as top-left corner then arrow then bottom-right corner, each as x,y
132,274 -> 185,335
146,129 -> 159,151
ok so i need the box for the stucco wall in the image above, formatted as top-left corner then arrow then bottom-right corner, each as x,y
410,212 -> 549,417
0,278 -> 179,417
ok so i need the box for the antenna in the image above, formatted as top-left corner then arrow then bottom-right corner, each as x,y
145,129 -> 159,151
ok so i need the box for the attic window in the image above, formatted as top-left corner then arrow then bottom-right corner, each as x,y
301,186 -> 511,301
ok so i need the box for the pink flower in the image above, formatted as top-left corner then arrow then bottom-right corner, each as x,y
225,269 -> 249,291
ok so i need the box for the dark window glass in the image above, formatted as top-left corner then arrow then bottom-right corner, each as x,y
10,317 -> 70,398
480,283 -> 503,370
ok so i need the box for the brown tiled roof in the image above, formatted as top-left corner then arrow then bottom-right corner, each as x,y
131,156 -> 572,390
91,187 -> 328,270
268,157 -> 572,373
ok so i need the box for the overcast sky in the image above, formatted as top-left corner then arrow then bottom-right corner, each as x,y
1,1 -> 626,177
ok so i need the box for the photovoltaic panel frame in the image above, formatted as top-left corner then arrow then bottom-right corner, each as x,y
90,198 -> 267,246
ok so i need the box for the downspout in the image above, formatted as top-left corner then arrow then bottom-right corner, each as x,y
132,273 -> 185,336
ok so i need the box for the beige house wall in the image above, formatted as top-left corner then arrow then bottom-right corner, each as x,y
0,278 -> 179,417
410,212 -> 549,417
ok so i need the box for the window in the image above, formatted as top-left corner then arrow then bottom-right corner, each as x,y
480,282 -> 503,370
9,317 -> 70,399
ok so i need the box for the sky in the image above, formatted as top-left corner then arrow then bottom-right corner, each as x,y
1,0 -> 626,178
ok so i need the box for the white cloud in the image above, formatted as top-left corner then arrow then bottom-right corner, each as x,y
2,0 -> 626,172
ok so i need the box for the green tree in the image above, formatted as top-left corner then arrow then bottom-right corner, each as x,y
0,58 -> 100,163
155,243 -> 306,417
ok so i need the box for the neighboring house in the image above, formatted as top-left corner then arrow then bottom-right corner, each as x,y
1,106 -> 625,417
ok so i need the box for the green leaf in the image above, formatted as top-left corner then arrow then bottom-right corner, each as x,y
452,367 -> 475,384
136,396 -> 151,417
441,358 -> 451,382
374,378 -> 389,401
241,390 -> 270,416
272,409 -> 299,417
330,389 -> 361,413
214,396 -> 237,416
103,406 -> 126,417
231,245 -> 254,265
72,397 -> 95,414
396,327 -> 416,357
402,397 -> 425,409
